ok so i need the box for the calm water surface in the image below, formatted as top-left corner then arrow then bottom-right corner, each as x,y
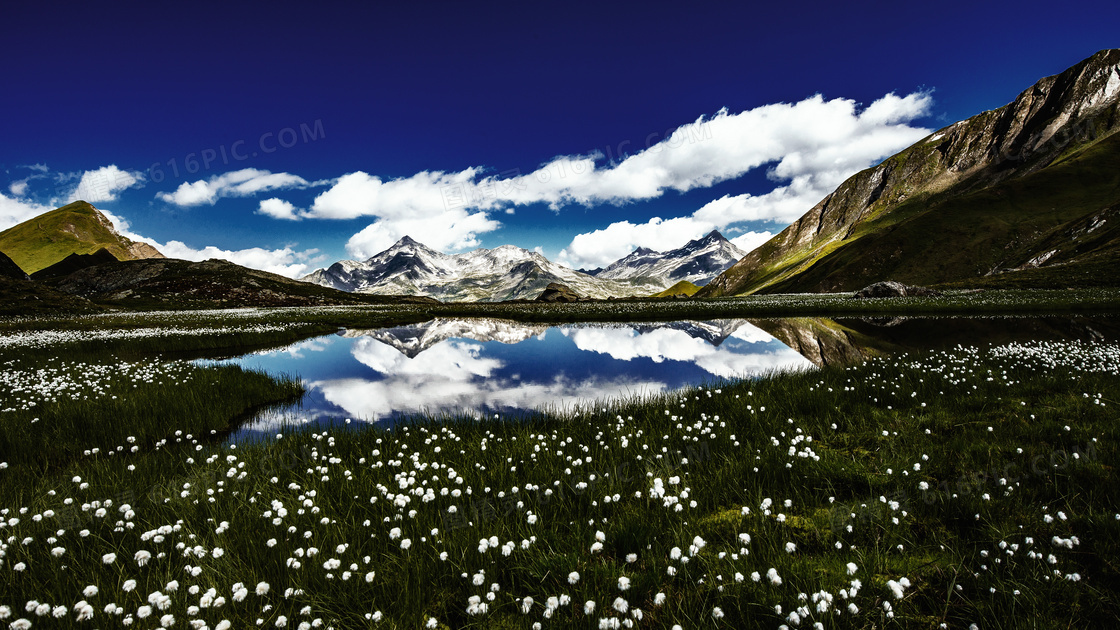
207,315 -> 1118,440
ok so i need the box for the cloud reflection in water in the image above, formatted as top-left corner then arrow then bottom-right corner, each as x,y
227,318 -> 813,435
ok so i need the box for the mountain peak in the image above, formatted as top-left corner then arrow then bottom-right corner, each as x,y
0,202 -> 164,274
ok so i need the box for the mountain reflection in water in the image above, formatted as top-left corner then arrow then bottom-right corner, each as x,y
215,318 -> 812,438
212,315 -> 1117,440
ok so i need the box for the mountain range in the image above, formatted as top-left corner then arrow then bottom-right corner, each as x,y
299,230 -> 744,301
4,51 -> 1120,311
700,48 -> 1120,296
341,317 -> 750,358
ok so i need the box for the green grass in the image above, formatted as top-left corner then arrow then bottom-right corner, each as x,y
651,281 -> 701,298
760,131 -> 1120,294
0,357 -> 304,475
1,338 -> 1117,628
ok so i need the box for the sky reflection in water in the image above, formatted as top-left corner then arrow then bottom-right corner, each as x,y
210,319 -> 812,439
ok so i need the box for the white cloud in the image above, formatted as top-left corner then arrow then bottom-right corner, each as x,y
729,230 -> 774,254
257,198 -> 302,220
0,193 -> 54,231
89,207 -> 323,278
270,90 -> 930,264
554,92 -> 934,269
67,165 -> 145,203
345,207 -> 501,259
156,240 -> 322,278
156,168 -> 311,206
8,180 -> 29,196
557,216 -> 713,269
307,169 -> 483,220
292,169 -> 502,258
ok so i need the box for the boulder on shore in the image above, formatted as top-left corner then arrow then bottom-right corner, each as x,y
851,281 -> 943,299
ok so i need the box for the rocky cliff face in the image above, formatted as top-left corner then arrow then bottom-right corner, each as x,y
700,49 -> 1120,296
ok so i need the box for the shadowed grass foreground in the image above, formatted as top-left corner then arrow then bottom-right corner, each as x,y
0,339 -> 1117,628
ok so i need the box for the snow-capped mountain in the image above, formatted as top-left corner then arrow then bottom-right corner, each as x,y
340,317 -> 756,358
588,230 -> 747,286
300,236 -> 664,302
342,318 -> 551,358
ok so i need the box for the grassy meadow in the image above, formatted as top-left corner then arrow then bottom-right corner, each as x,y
1,314 -> 1118,628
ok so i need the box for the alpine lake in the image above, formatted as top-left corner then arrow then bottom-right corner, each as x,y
203,314 -> 1120,441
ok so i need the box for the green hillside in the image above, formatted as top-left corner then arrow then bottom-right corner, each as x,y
651,280 -> 701,297
764,131 -> 1120,292
0,201 -> 163,274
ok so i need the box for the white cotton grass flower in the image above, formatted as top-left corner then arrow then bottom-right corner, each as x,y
568,571 -> 580,585
618,576 -> 631,590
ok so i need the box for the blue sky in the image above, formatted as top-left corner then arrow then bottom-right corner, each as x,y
2,1 -> 1117,277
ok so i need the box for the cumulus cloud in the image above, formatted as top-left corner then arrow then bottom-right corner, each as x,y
272,90 -> 930,264
155,240 -> 323,278
156,168 -> 312,206
306,169 -> 484,219
0,192 -> 54,231
257,198 -> 302,220
67,165 -> 146,203
288,169 -> 500,258
553,92 -> 933,268
729,230 -> 775,254
345,208 -> 502,260
91,207 -> 323,278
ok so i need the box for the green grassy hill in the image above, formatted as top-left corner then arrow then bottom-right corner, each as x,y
763,132 -> 1120,292
0,200 -> 163,274
651,280 -> 701,297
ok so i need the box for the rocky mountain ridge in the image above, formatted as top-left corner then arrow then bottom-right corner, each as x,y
587,230 -> 747,286
300,236 -> 668,301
